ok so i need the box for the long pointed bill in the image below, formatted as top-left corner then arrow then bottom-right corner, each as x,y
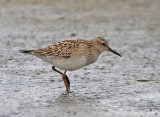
108,47 -> 122,57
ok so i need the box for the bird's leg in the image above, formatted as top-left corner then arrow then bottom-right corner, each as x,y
62,70 -> 70,93
65,75 -> 70,90
52,66 -> 70,93
52,66 -> 63,75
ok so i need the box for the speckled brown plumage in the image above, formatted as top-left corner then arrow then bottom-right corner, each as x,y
32,39 -> 91,59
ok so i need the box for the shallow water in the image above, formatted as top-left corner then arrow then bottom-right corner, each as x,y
0,0 -> 160,116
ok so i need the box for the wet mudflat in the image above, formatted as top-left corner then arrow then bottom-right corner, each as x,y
0,0 -> 160,117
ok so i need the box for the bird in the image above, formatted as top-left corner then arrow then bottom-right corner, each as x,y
20,37 -> 122,93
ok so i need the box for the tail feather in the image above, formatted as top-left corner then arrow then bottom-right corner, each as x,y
19,50 -> 33,54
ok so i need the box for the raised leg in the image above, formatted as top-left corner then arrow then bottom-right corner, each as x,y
52,66 -> 63,75
52,66 -> 70,93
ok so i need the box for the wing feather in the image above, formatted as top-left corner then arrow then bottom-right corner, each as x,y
32,40 -> 82,58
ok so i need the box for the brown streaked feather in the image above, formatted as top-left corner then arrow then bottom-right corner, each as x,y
32,39 -> 90,58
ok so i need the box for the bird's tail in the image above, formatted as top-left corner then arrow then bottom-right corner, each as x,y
19,50 -> 33,54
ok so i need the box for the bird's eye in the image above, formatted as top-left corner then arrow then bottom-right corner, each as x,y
102,43 -> 106,46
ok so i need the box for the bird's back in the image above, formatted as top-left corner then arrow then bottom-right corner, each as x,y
32,39 -> 90,59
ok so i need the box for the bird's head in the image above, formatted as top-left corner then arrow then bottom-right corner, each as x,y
91,37 -> 122,57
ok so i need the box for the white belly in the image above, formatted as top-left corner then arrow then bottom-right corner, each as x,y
35,55 -> 87,71
52,57 -> 87,71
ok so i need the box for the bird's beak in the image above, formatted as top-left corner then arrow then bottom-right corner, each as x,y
108,47 -> 122,57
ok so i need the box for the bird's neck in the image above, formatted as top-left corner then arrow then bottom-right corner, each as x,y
85,47 -> 101,65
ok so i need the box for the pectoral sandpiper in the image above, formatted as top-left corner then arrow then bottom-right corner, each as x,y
20,37 -> 122,93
